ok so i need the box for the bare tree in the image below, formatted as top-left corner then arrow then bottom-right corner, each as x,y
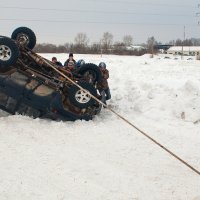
147,36 -> 157,55
182,39 -> 193,46
64,42 -> 70,49
168,40 -> 175,46
101,32 -> 113,52
191,38 -> 200,46
123,35 -> 133,46
175,39 -> 182,46
74,33 -> 89,53
90,43 -> 101,54
74,33 -> 89,47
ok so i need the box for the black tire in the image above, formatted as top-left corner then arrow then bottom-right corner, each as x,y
0,37 -> 19,67
11,27 -> 36,49
78,63 -> 102,83
68,81 -> 97,109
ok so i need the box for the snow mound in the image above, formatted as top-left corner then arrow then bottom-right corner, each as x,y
0,54 -> 200,200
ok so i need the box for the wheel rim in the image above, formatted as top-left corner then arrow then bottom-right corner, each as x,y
16,33 -> 29,46
0,45 -> 12,61
75,89 -> 91,104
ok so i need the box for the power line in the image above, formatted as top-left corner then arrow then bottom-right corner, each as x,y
0,18 -> 195,26
82,0 -> 193,8
0,6 -> 193,17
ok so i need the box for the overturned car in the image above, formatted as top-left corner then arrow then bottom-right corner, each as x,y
0,27 -> 105,121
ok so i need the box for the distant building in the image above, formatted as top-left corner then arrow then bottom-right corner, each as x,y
154,44 -> 173,53
126,45 -> 146,51
167,46 -> 200,56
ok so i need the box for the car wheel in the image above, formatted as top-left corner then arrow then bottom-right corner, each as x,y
0,37 -> 19,67
78,63 -> 102,83
11,27 -> 36,49
68,81 -> 97,108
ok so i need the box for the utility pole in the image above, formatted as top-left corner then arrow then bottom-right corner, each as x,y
181,25 -> 185,60
100,39 -> 103,58
196,5 -> 200,59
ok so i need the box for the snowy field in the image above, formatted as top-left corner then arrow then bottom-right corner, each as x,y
0,53 -> 200,200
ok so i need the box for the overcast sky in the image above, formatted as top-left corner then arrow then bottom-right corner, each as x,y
1,0 -> 200,45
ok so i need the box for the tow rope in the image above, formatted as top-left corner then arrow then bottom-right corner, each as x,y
43,58 -> 200,176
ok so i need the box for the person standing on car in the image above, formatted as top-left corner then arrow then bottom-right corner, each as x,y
97,62 -> 111,101
64,53 -> 76,67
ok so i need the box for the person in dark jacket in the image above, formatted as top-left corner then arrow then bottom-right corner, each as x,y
97,62 -> 111,101
64,53 -> 76,67
51,57 -> 63,67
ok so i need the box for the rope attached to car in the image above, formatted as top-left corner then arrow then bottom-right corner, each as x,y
43,57 -> 200,176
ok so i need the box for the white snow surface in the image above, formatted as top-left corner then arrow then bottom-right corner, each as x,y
0,54 -> 200,200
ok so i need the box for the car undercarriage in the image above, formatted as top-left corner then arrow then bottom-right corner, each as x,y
0,27 -> 105,121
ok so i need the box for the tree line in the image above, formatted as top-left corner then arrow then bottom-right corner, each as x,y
33,32 -> 200,55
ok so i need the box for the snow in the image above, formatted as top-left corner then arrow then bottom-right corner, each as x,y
0,53 -> 200,200
168,46 -> 200,52
167,46 -> 200,56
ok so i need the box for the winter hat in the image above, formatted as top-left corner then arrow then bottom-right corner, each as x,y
69,52 -> 73,57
